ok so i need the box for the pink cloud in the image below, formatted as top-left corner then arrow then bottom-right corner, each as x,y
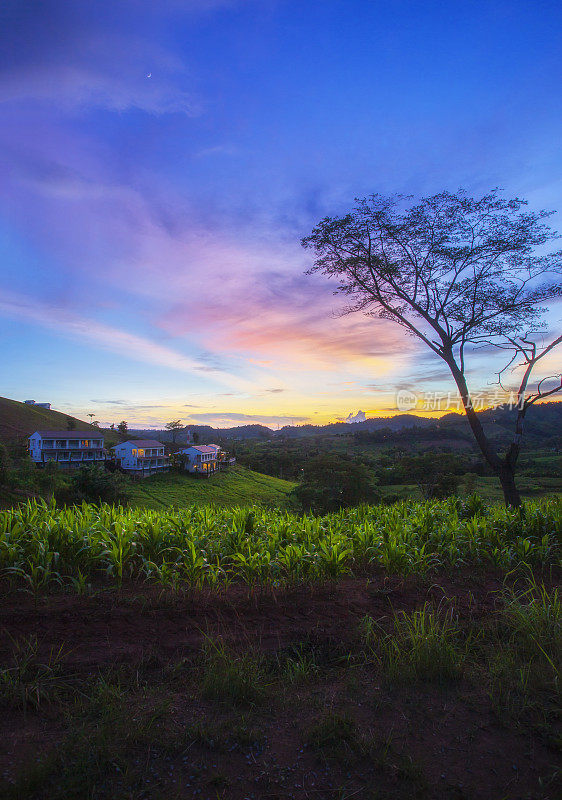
158,273 -> 418,370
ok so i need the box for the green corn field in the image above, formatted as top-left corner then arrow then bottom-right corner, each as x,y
1,496 -> 560,592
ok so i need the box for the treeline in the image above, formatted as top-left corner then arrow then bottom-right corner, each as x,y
353,426 -> 471,445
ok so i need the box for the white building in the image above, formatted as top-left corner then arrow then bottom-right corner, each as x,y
25,400 -> 51,409
29,430 -> 106,466
177,444 -> 221,475
112,440 -> 170,476
177,444 -> 235,475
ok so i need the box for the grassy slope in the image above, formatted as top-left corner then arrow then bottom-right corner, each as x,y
0,397 -> 96,441
127,465 -> 297,509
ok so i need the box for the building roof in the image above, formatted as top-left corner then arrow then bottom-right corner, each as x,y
189,445 -> 219,454
29,430 -> 102,439
112,440 -> 164,448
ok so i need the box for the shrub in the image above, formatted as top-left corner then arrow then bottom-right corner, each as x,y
70,465 -> 130,505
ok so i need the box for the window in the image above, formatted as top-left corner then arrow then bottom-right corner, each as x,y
81,440 -> 89,448
68,440 -> 79,447
132,449 -> 137,457
43,440 -> 53,448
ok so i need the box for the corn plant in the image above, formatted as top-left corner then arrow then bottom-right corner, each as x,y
0,496 -> 560,592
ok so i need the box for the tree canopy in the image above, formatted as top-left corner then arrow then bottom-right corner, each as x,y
303,189 -> 562,506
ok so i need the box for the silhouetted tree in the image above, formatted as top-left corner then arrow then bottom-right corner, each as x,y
117,421 -> 128,439
303,190 -> 562,506
165,419 -> 183,443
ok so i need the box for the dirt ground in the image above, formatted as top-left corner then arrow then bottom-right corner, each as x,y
0,570 -> 560,799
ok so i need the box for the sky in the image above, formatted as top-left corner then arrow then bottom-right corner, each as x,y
1,0 -> 561,428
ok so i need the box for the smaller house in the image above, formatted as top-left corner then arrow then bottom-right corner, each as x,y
29,431 -> 106,466
112,440 -> 170,477
177,444 -> 220,476
177,444 -> 235,475
25,400 -> 51,409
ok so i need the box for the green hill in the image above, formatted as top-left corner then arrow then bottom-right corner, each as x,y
0,397 -> 96,442
127,465 -> 297,510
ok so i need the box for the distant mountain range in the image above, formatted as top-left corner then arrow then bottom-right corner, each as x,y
130,402 -> 562,447
1,395 -> 560,451
129,415 -> 437,442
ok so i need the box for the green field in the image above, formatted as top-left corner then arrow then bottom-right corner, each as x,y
127,465 -> 297,510
379,463 -> 562,504
1,495 -> 561,799
2,495 -> 560,590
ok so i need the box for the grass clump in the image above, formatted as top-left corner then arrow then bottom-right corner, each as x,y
305,710 -> 428,791
0,635 -> 71,710
361,602 -> 468,683
283,650 -> 319,683
487,577 -> 562,721
501,579 -> 561,688
305,711 -> 366,764
200,636 -> 266,705
3,676 -> 168,800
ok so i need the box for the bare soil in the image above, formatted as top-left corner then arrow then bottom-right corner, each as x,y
0,569 -> 560,800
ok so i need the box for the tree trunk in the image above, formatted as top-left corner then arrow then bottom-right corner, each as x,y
498,463 -> 522,508
445,355 -> 524,507
446,357 -> 501,470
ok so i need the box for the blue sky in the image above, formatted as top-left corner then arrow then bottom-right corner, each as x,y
1,0 -> 561,427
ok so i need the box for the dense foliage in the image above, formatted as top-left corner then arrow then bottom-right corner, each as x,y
292,454 -> 380,512
0,462 -> 129,507
70,465 -> 130,505
1,496 -> 560,591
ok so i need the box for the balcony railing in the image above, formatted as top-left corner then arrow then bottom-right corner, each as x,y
43,443 -> 104,449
